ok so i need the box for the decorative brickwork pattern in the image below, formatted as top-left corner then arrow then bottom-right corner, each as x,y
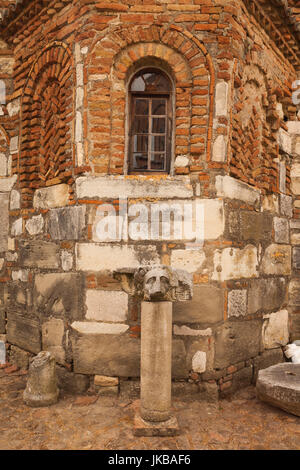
19,42 -> 73,207
86,24 -> 214,174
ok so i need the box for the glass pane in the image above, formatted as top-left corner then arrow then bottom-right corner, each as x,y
151,135 -> 165,152
135,99 -> 149,115
134,135 -> 148,153
151,153 -> 165,171
134,117 -> 149,134
133,153 -> 148,170
152,99 -> 166,115
130,69 -> 171,93
152,118 -> 165,134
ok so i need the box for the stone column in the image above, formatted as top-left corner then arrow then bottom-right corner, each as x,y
114,265 -> 193,436
140,301 -> 172,423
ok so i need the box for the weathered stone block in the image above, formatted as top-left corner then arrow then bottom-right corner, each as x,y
71,328 -> 140,377
48,206 -> 86,240
94,375 -> 119,387
215,175 -> 260,206
248,278 -> 286,314
186,337 -> 214,374
289,279 -> 300,311
239,211 -> 272,242
33,184 -> 69,209
25,215 -> 44,236
76,243 -> 159,272
71,324 -> 187,378
274,217 -> 289,244
280,194 -> 293,218
228,289 -> 247,318
42,318 -> 65,364
261,244 -> 291,276
253,349 -> 284,383
6,312 -> 41,354
170,249 -> 205,274
0,193 -> 9,253
19,241 -> 60,269
76,175 -> 193,200
34,273 -> 84,321
214,320 -> 263,369
85,290 -> 128,322
293,247 -> 300,270
56,365 -> 90,395
262,310 -> 289,349
173,285 -> 224,325
212,245 -> 258,281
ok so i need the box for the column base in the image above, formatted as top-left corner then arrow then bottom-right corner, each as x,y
133,413 -> 180,437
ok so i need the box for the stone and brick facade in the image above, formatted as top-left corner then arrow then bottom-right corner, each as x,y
0,0 -> 299,398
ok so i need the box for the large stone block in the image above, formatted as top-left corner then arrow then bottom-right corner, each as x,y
262,310 -> 289,349
56,365 -> 90,394
71,323 -> 187,378
170,249 -> 205,274
212,245 -> 258,281
85,290 -> 128,322
248,278 -> 287,314
76,175 -> 193,200
214,319 -> 263,369
6,312 -> 41,354
173,284 -> 224,325
48,206 -> 86,240
274,217 -> 289,244
261,244 -> 291,276
76,243 -> 159,272
0,193 -> 9,253
33,184 -> 69,209
239,211 -> 272,242
34,273 -> 84,321
253,349 -> 284,383
215,175 -> 260,206
289,279 -> 300,310
293,247 -> 300,270
19,240 -> 60,269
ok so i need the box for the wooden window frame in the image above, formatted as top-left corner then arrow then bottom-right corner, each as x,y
128,69 -> 173,174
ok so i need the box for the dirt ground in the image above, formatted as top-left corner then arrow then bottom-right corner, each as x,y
0,366 -> 299,451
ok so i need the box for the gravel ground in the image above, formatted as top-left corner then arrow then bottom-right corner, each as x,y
0,367 -> 299,451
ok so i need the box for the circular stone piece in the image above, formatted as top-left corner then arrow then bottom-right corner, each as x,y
256,363 -> 300,417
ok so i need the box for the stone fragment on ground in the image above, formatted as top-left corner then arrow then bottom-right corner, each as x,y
256,363 -> 300,417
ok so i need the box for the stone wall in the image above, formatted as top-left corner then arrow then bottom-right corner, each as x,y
0,0 -> 299,398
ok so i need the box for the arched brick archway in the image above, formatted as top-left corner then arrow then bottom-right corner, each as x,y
19,42 -> 74,208
85,24 -> 215,174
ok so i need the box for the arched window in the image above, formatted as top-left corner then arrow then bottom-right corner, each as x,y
128,68 -> 173,173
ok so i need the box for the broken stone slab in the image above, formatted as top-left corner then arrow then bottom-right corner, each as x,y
256,363 -> 300,417
23,351 -> 59,407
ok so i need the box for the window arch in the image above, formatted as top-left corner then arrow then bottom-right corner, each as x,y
128,68 -> 173,173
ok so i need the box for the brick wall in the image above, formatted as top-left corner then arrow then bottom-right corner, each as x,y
0,0 -> 298,398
